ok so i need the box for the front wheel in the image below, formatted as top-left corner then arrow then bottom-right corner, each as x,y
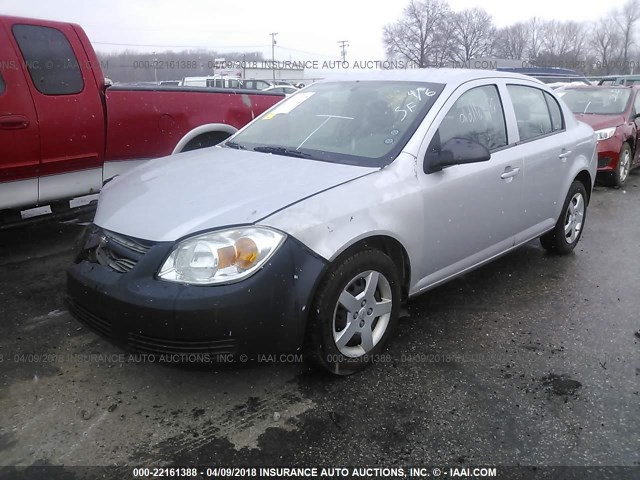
306,249 -> 401,375
603,143 -> 632,188
540,180 -> 588,254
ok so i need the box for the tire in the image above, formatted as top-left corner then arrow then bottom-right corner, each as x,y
603,143 -> 632,188
540,180 -> 588,254
306,249 -> 401,375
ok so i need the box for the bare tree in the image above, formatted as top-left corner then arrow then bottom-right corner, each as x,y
432,12 -> 458,66
495,22 -> 529,60
451,8 -> 496,62
590,17 -> 622,74
614,0 -> 640,72
383,0 -> 452,68
541,21 -> 580,58
526,17 -> 545,61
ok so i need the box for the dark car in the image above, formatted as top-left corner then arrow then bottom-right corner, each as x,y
558,86 -> 640,187
497,67 -> 590,88
597,75 -> 640,86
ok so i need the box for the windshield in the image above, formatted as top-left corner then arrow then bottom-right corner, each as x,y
558,88 -> 632,114
228,81 -> 445,166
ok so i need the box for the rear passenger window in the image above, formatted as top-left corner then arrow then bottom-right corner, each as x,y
12,24 -> 84,95
507,85 -> 553,141
544,92 -> 564,131
436,85 -> 507,151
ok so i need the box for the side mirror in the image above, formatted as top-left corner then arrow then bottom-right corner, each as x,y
425,137 -> 491,174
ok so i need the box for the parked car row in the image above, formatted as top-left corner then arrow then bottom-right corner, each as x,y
67,69 -> 598,375
180,76 -> 303,93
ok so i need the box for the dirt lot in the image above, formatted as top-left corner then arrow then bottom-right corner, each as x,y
0,177 -> 638,474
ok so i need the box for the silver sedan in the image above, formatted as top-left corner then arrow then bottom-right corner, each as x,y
68,69 -> 597,375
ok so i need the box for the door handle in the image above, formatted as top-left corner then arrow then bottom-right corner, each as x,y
558,150 -> 572,159
500,167 -> 521,179
0,115 -> 30,130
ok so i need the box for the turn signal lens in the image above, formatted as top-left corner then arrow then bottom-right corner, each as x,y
235,237 -> 259,269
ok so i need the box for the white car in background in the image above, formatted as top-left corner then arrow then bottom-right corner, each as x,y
262,85 -> 299,95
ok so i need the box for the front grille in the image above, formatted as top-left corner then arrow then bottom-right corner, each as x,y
94,229 -> 152,273
598,156 -> 612,168
128,332 -> 236,356
67,299 -> 113,339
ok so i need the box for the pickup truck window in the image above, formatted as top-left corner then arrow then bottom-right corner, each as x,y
12,24 -> 84,95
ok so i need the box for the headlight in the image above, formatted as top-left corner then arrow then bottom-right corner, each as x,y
158,227 -> 285,285
594,127 -> 616,141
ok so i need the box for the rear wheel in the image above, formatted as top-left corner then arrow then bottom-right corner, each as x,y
306,249 -> 401,375
540,180 -> 587,254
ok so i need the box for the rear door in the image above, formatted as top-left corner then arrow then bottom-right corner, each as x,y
10,20 -> 105,204
504,84 -> 573,244
0,23 -> 40,210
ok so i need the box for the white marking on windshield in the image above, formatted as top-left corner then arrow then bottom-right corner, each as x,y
316,114 -> 355,120
297,115 -> 354,149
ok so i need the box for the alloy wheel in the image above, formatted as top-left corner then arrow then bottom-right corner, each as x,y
564,192 -> 585,244
332,270 -> 393,357
619,149 -> 631,184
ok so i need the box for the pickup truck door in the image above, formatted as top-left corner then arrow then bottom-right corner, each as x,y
9,21 -> 105,204
0,25 -> 40,210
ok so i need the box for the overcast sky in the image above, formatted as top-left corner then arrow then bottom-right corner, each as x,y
0,0 -> 618,61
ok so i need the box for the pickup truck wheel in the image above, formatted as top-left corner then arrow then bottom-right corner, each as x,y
603,143 -> 631,188
306,249 -> 400,375
540,180 -> 587,255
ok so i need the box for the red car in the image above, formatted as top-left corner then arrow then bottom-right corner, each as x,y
558,86 -> 640,187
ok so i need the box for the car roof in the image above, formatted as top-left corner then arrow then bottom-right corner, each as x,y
316,68 -> 542,85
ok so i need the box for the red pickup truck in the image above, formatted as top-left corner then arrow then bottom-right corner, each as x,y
0,15 -> 283,217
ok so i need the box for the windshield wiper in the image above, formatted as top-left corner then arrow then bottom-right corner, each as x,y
224,140 -> 247,150
253,145 -> 314,159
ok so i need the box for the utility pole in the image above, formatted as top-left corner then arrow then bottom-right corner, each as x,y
338,40 -> 349,62
270,32 -> 278,83
152,51 -> 158,82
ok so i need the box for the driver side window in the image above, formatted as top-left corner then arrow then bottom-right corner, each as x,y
634,92 -> 640,119
436,85 -> 507,151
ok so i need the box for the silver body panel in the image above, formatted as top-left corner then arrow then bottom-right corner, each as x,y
94,69 -> 597,298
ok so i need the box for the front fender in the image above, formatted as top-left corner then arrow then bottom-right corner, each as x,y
259,153 -> 425,288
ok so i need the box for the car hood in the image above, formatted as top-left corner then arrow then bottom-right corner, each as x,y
574,113 -> 625,131
94,147 -> 377,242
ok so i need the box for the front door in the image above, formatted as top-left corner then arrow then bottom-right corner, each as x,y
0,24 -> 40,210
415,83 -> 524,291
10,20 -> 105,204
